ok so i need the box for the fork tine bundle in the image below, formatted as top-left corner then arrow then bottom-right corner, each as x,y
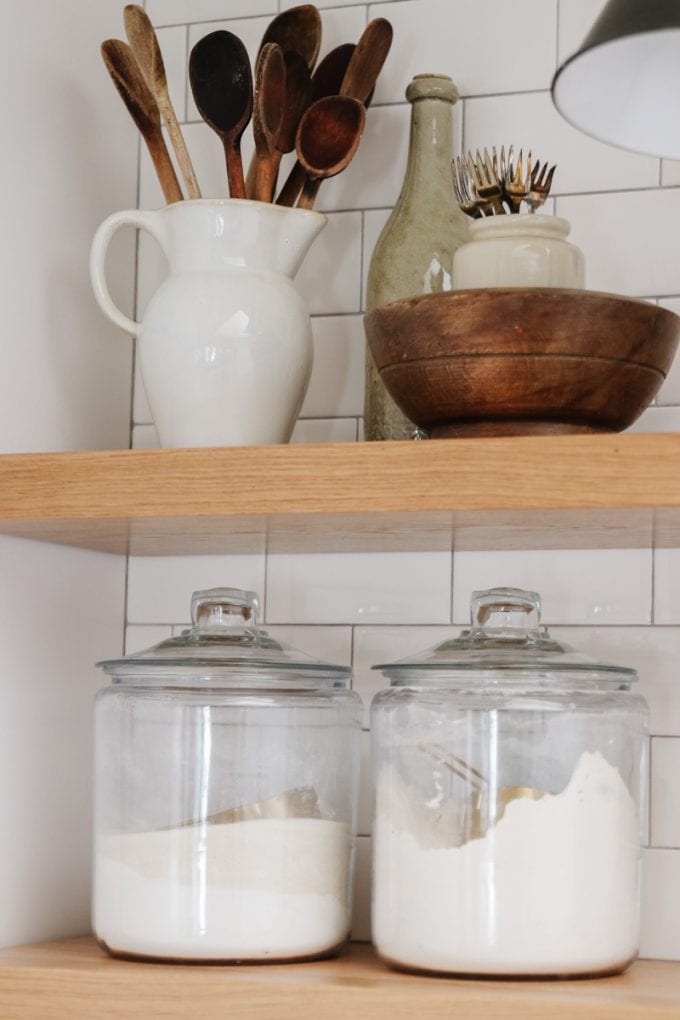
451,146 -> 556,215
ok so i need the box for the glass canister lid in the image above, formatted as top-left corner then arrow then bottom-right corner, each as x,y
98,587 -> 352,687
373,586 -> 637,685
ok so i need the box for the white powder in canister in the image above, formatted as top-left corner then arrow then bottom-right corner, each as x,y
94,817 -> 352,960
373,751 -> 641,976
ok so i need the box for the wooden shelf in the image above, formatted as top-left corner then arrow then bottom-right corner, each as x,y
1,434 -> 680,554
1,937 -> 679,1018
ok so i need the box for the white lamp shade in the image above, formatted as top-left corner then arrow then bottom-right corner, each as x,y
552,0 -> 680,159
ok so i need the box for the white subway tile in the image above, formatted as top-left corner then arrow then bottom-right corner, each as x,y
557,190 -> 680,298
132,351 -> 153,427
294,211 -> 363,315
661,160 -> 680,187
654,550 -> 680,625
354,625 -> 452,726
369,0 -> 557,105
552,627 -> 680,738
452,549 -> 652,625
147,1 -> 276,25
656,299 -> 680,405
302,315 -> 365,418
265,550 -> 452,624
651,738 -> 680,848
290,417 -> 358,443
627,406 -> 680,434
124,624 -> 173,656
261,624 -> 353,664
351,835 -> 372,942
127,553 -> 266,623
464,92 -> 659,195
640,848 -> 680,959
131,424 -> 159,450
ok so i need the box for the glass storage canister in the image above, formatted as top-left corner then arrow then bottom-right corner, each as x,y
370,587 -> 648,978
93,587 -> 362,963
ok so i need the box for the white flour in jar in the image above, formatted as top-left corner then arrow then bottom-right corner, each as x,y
94,817 -> 352,960
373,751 -> 641,975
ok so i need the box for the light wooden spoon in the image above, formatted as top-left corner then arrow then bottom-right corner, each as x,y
339,18 -> 393,104
101,39 -> 183,204
124,5 -> 201,199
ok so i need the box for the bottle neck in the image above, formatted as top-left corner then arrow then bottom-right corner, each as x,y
400,95 -> 454,202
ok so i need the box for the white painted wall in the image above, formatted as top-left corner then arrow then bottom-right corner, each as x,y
0,1 -> 135,947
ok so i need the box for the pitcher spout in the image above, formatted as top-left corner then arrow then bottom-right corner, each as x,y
163,199 -> 327,277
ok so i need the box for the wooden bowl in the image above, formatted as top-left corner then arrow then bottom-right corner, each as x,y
364,288 -> 680,438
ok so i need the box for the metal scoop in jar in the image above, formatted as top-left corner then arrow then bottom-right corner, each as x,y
179,786 -> 321,827
422,743 -> 545,842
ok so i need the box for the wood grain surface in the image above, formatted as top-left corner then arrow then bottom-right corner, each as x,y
365,289 -> 680,437
0,435 -> 679,554
1,938 -> 680,1019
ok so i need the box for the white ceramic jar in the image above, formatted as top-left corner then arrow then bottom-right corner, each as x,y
452,214 -> 585,290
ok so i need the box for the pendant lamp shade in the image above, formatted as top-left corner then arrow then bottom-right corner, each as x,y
552,0 -> 680,159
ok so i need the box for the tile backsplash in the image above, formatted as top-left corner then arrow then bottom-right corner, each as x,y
125,0 -> 680,958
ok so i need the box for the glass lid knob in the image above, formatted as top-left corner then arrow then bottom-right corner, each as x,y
470,587 -> 541,635
191,588 -> 259,630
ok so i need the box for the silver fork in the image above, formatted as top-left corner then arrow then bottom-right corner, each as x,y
503,147 -> 533,214
526,160 -> 556,213
451,155 -> 483,218
468,148 -> 506,215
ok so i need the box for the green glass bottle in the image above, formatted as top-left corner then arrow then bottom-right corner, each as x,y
364,74 -> 469,441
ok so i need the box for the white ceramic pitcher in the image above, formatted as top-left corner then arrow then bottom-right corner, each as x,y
90,199 -> 326,448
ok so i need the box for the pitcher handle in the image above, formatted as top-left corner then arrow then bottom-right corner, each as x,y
90,209 -> 166,337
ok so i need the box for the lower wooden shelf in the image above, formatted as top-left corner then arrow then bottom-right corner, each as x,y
1,937 -> 679,1019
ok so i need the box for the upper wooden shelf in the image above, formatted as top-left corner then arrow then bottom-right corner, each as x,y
1,433 -> 680,555
2,937 -> 680,1019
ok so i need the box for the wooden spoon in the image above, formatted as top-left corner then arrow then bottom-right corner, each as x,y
339,18 -> 393,104
189,30 -> 253,199
252,43 -> 286,203
101,39 -> 183,204
310,43 -> 355,103
123,5 -> 201,199
243,3 -> 322,197
275,43 -> 356,207
295,95 -> 366,210
245,49 -> 311,199
260,4 -> 322,71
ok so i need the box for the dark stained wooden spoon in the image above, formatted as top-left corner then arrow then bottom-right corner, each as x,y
310,43 -> 355,103
189,30 -> 253,199
124,4 -> 201,199
252,42 -> 287,203
339,18 -> 393,104
260,4 -> 322,71
101,39 -> 183,204
295,95 -> 366,210
275,42 -> 356,207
